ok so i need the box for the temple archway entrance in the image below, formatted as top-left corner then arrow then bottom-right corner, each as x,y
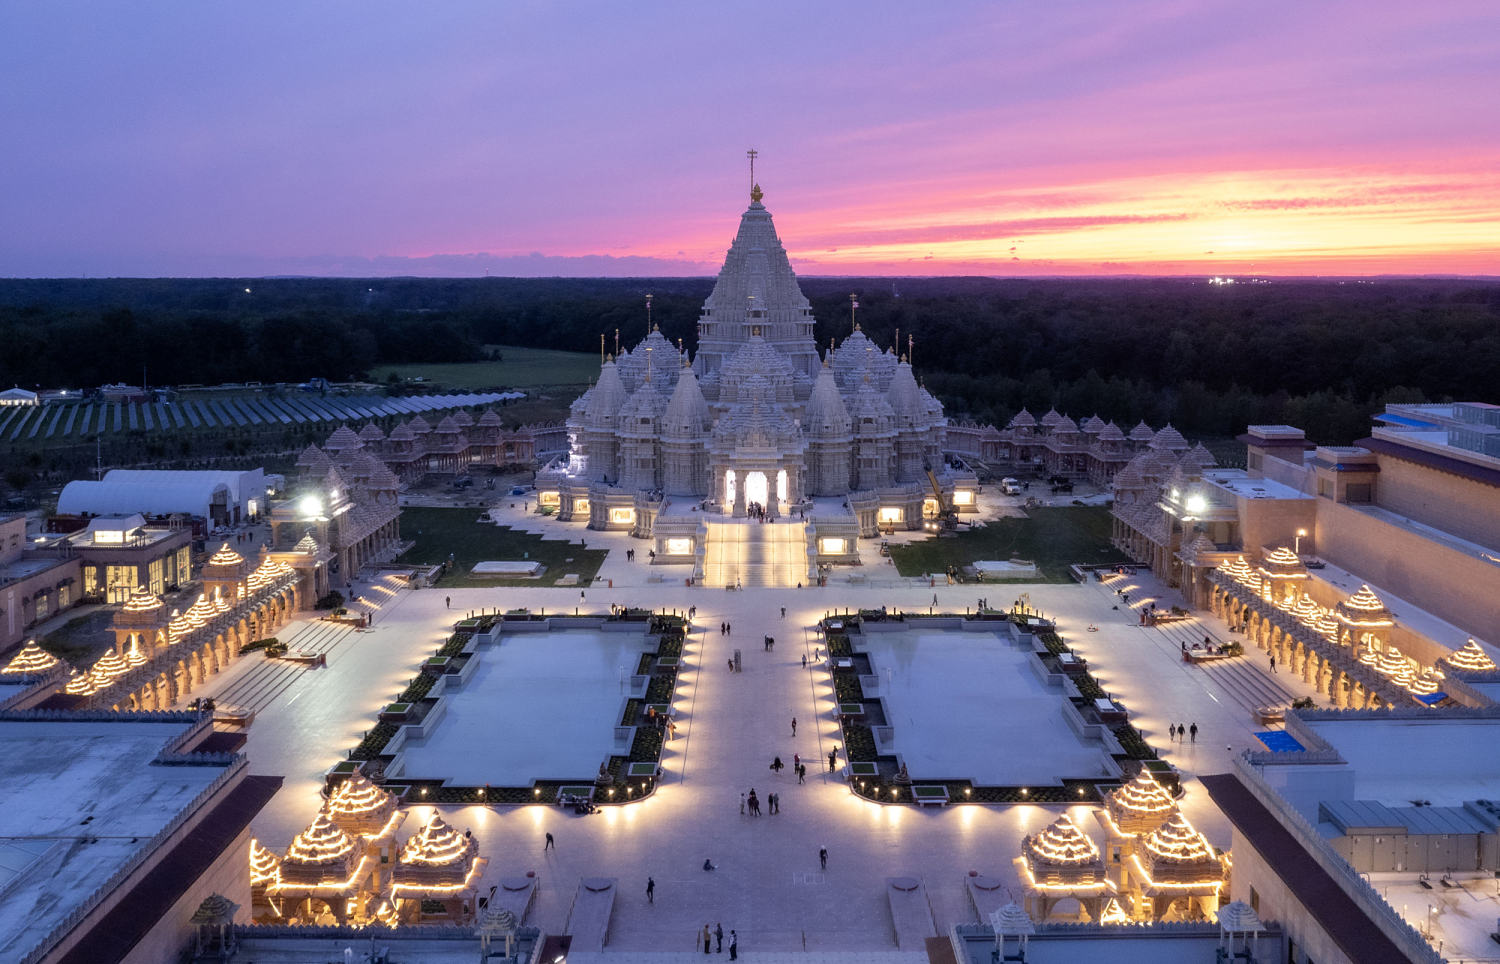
744,471 -> 769,509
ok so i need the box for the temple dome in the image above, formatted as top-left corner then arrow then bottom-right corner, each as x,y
662,363 -> 712,438
804,362 -> 852,438
1008,408 -> 1037,430
618,326 -> 683,391
325,772 -> 398,837
1137,812 -> 1223,886
1099,420 -> 1125,442
1336,584 -> 1392,628
281,812 -> 360,884
358,422 -> 386,443
885,360 -> 925,426
1020,813 -> 1106,880
324,424 -> 362,453
1444,638 -> 1497,673
702,193 -> 812,324
2,640 -> 61,676
1129,420 -> 1156,442
585,360 -> 629,428
1149,424 -> 1189,451
1103,769 -> 1178,837
718,333 -> 797,407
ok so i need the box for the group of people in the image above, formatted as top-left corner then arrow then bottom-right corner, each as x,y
744,500 -> 774,522
1168,721 -> 1198,743
697,923 -> 737,959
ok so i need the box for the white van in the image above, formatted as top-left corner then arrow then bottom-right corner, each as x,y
1000,478 -> 1022,496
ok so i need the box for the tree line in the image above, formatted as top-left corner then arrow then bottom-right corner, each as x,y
1,276 -> 1496,444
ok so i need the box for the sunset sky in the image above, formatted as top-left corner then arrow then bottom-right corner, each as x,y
2,1 -> 1496,277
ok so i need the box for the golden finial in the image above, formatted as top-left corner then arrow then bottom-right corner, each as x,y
751,183 -> 763,203
746,148 -> 759,201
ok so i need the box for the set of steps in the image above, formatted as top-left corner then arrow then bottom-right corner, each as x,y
700,520 -> 809,587
1153,617 -> 1297,713
1197,659 -> 1299,715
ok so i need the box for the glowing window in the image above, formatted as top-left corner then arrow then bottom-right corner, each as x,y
610,507 -> 636,524
665,538 -> 692,555
878,507 -> 904,524
538,491 -> 560,506
574,498 -> 590,514
819,537 -> 847,554
953,490 -> 974,505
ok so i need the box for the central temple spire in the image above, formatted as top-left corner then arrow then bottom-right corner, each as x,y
746,147 -> 758,201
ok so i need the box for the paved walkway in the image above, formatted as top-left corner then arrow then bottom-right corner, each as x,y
208,502 -> 1316,951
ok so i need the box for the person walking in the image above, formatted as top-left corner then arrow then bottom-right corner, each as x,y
740,793 -> 745,815
1169,723 -> 1177,742
801,653 -> 807,668
797,763 -> 806,784
781,606 -> 786,618
729,931 -> 738,961
702,924 -> 711,954
544,832 -> 555,851
715,923 -> 724,952
819,846 -> 828,870
1269,654 -> 1277,673
647,877 -> 655,904
791,716 -> 797,736
1177,722 -> 1185,743
445,596 -> 450,609
1189,722 -> 1198,743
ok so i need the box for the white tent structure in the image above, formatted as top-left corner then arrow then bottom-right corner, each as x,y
102,469 -> 266,518
59,475 -> 239,525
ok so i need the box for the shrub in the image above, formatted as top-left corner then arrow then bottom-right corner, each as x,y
1113,724 -> 1157,760
315,590 -> 345,611
835,675 -> 865,703
841,722 -> 876,761
1291,696 -> 1316,710
239,636 -> 279,655
350,722 -> 398,760
398,675 -> 435,703
645,674 -> 674,704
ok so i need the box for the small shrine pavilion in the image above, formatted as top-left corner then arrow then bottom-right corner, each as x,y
1013,812 -> 1116,922
390,813 -> 488,924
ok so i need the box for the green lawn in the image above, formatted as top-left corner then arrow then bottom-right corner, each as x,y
396,506 -> 608,587
890,506 -> 1127,582
371,346 -> 600,390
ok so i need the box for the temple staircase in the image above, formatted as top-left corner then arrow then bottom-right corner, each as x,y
700,519 -> 810,588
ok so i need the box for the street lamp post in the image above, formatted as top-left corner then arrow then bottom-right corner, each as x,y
1295,528 -> 1308,555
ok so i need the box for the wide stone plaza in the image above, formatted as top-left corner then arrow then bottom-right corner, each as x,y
187,491 -> 1317,953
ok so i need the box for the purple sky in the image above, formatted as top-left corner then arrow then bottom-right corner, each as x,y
2,2 -> 1497,276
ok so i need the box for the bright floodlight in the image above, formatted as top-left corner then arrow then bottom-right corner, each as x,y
1184,494 -> 1208,515
299,495 -> 322,518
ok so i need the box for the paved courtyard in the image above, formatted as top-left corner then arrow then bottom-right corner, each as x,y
193,498 -> 1323,952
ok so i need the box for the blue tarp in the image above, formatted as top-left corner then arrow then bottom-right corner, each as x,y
1254,730 -> 1305,752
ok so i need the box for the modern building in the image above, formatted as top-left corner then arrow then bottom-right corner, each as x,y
1204,707 -> 1500,964
1111,403 -> 1500,712
0,513 -> 80,653
0,712 -> 280,963
62,514 -> 194,604
0,387 -> 39,407
537,182 -> 976,585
